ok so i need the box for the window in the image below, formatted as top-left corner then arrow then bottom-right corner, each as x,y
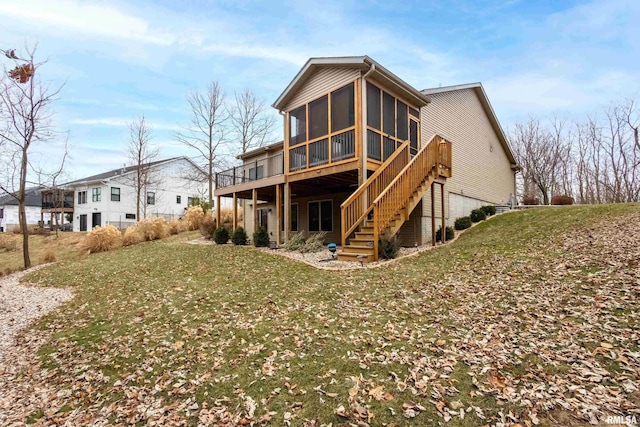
367,83 -> 381,130
331,83 -> 354,132
258,208 -> 269,230
249,165 -> 264,180
125,213 -> 136,220
281,203 -> 299,232
92,187 -> 101,202
383,91 -> 395,136
289,106 -> 306,146
147,192 -> 155,205
409,107 -> 420,118
176,195 -> 181,204
308,95 -> 328,140
111,187 -> 120,202
410,119 -> 418,155
0,208 -> 3,219
397,101 -> 408,141
77,191 -> 87,204
308,200 -> 332,232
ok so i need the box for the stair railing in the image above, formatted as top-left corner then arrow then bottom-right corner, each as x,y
340,140 -> 411,247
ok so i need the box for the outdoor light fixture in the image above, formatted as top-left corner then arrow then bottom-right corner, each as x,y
357,254 -> 364,267
328,243 -> 337,259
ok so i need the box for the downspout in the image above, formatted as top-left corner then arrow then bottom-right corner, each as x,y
361,62 -> 375,185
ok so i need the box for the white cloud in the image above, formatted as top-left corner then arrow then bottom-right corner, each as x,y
70,118 -> 180,131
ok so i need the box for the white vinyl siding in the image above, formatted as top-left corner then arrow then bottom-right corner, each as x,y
283,67 -> 360,112
420,88 -> 515,209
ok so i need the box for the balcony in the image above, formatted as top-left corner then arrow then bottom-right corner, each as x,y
215,152 -> 284,192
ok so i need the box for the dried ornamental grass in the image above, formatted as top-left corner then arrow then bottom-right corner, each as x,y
80,224 -> 122,253
42,249 -> 57,263
184,205 -> 204,231
122,226 -> 144,246
200,212 -> 216,238
167,219 -> 186,235
137,217 -> 169,241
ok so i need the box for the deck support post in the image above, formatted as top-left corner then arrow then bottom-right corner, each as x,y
275,184 -> 282,246
216,196 -> 221,229
252,188 -> 258,234
440,183 -> 446,244
431,182 -> 436,246
284,182 -> 291,243
232,193 -> 238,231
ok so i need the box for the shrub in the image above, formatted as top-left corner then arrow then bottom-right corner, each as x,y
522,195 -> 540,205
213,227 -> 230,244
0,235 -> 18,252
138,217 -> 169,241
378,231 -> 400,260
200,212 -> 217,239
184,205 -> 205,231
454,216 -> 472,230
435,225 -> 455,242
480,205 -> 496,216
80,224 -> 122,254
253,226 -> 270,247
300,231 -> 327,253
42,249 -> 57,263
231,227 -> 248,245
283,232 -> 306,251
122,226 -> 144,246
551,195 -> 574,205
470,209 -> 486,223
168,219 -> 185,235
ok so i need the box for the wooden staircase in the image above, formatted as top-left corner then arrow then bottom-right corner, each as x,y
339,135 -> 452,263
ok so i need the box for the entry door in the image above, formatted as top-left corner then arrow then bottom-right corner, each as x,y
79,214 -> 87,232
258,209 -> 268,232
409,119 -> 419,157
92,212 -> 101,229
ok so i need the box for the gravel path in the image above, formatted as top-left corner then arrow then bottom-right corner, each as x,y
0,265 -> 73,359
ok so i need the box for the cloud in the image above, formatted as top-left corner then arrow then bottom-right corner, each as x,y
70,118 -> 180,131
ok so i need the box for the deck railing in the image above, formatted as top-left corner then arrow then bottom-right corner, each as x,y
215,152 -> 284,189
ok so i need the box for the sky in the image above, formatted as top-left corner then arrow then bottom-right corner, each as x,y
1,0 -> 639,182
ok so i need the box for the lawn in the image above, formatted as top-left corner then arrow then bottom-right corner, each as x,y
0,230 -> 201,276
3,204 -> 639,426
0,231 -> 87,275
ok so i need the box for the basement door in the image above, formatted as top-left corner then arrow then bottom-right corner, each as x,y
92,212 -> 101,229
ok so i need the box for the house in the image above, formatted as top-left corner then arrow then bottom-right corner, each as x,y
0,187 -> 43,233
214,56 -> 518,262
64,157 -> 206,231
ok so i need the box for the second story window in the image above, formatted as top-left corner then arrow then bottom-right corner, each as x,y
92,187 -> 101,202
176,195 -> 181,204
308,95 -> 328,140
289,106 -> 306,146
147,192 -> 155,205
77,191 -> 87,204
111,187 -> 120,202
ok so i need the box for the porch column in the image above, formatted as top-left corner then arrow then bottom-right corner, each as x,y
430,182 -> 436,246
252,188 -> 258,233
232,193 -> 238,230
440,183 -> 446,244
284,182 -> 291,243
275,184 -> 282,246
216,196 -> 221,229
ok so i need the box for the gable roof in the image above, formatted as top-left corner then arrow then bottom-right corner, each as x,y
0,186 -> 43,206
273,56 -> 431,111
64,157 -> 204,186
421,83 -> 517,165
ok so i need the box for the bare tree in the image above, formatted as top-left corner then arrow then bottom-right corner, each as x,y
126,115 -> 159,221
230,88 -> 276,154
0,46 -> 62,268
510,117 -> 569,205
175,81 -> 228,206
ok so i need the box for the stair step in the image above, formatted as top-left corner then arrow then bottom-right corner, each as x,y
349,237 -> 374,245
337,252 -> 375,263
342,245 -> 375,254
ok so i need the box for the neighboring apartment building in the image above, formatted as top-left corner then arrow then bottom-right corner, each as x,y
66,157 -> 206,231
214,56 -> 518,262
0,188 -> 43,233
